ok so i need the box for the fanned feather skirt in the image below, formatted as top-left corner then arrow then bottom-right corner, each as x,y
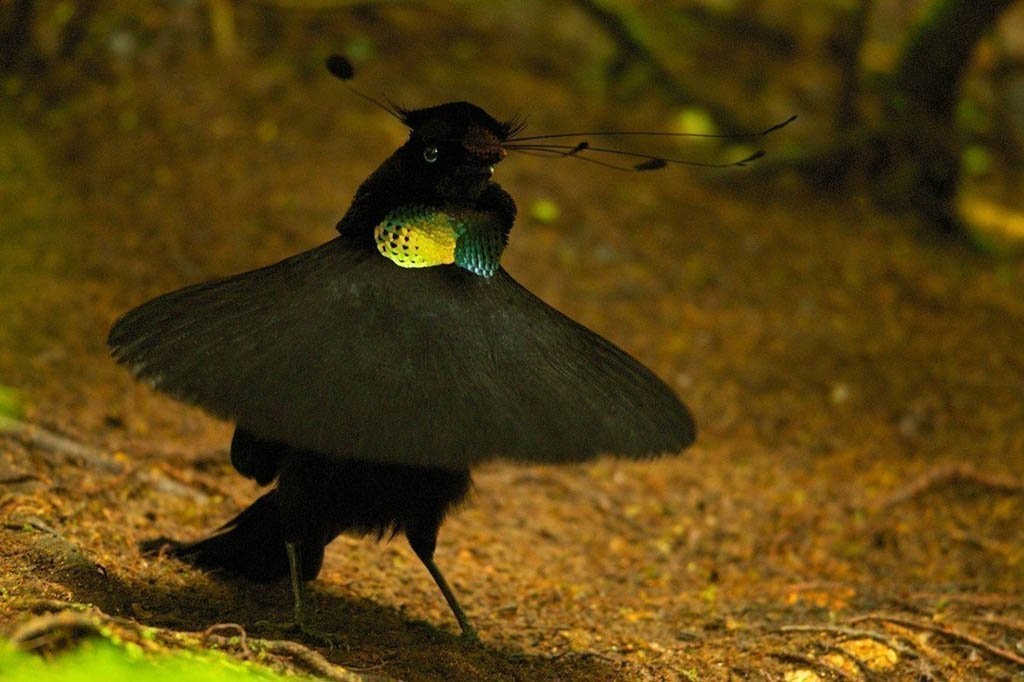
109,235 -> 695,468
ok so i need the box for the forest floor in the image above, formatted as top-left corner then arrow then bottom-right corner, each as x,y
2,28 -> 1024,682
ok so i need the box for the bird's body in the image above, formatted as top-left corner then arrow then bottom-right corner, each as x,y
158,428 -> 471,585
111,86 -> 695,637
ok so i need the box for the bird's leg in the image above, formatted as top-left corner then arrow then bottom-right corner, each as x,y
280,541 -> 340,647
422,553 -> 478,640
286,541 -> 310,629
407,527 -> 478,640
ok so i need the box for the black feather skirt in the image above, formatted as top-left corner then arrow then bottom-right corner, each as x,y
109,235 -> 694,469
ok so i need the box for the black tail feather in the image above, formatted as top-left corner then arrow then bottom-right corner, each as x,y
141,490 -> 323,582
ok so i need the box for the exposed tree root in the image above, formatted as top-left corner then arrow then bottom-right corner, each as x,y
775,606 -> 1024,679
0,417 -> 240,505
875,462 -> 1022,511
848,612 -> 1024,668
0,417 -> 122,473
203,625 -> 377,681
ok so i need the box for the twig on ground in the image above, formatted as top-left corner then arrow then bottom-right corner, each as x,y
767,650 -> 860,681
0,472 -> 45,485
775,624 -> 920,658
8,610 -> 106,650
875,463 -> 1021,511
948,525 -> 1018,557
848,613 -> 1024,668
4,515 -> 61,535
966,615 -> 1024,635
206,631 -> 369,681
822,644 -> 875,680
910,591 -> 1023,607
0,417 -> 237,503
12,598 -> 96,614
202,622 -> 251,655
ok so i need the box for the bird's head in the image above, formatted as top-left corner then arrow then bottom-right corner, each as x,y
327,54 -> 793,245
393,101 -> 517,202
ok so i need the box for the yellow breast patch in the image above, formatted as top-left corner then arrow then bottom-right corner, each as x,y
374,210 -> 458,269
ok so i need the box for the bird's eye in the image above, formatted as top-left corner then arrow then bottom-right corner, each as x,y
423,146 -> 439,164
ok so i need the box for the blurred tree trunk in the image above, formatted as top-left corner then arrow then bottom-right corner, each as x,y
834,0 -> 872,130
0,0 -> 98,75
992,40 -> 1024,197
208,0 -> 239,58
569,0 -> 747,132
872,0 -> 1016,236
57,0 -> 99,61
0,0 -> 35,73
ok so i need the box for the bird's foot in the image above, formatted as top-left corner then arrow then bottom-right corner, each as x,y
291,621 -> 343,649
458,621 -> 480,643
253,616 -> 341,649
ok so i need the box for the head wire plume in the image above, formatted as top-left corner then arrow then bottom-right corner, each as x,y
325,54 -> 525,139
325,54 -> 408,125
503,115 -> 797,171
325,53 -> 795,170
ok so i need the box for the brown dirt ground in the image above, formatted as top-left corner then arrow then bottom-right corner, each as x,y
2,13 -> 1023,681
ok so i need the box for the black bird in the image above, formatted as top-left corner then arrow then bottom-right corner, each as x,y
109,57 -> 695,639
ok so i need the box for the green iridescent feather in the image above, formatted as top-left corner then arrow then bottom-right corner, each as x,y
374,205 -> 506,277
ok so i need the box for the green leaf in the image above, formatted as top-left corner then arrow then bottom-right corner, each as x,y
0,640 -> 290,682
